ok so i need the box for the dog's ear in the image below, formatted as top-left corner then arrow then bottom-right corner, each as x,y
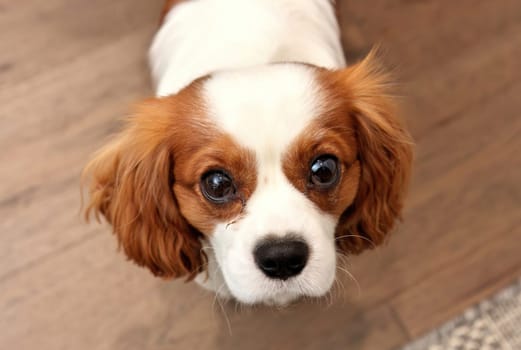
333,51 -> 414,253
82,98 -> 205,279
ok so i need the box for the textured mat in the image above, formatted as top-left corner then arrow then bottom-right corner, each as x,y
400,278 -> 521,350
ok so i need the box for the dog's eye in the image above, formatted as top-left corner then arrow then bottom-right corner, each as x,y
309,155 -> 339,189
200,171 -> 236,203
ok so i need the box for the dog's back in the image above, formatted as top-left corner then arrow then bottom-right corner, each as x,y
150,0 -> 345,96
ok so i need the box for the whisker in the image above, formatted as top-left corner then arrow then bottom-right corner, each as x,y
334,273 -> 346,292
210,262 -> 224,309
334,234 -> 377,250
335,238 -> 383,260
201,246 -> 215,253
211,283 -> 233,335
336,265 -> 362,298
211,283 -> 225,311
194,261 -> 209,272
325,285 -> 334,308
217,294 -> 233,335
225,220 -> 237,229
332,278 -> 343,306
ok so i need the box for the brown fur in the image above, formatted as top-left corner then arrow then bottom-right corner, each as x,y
82,79 -> 257,279
83,48 -> 412,280
282,116 -> 360,217
173,132 -> 257,233
313,50 -> 414,253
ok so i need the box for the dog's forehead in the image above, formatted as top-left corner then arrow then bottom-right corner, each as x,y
202,64 -> 324,153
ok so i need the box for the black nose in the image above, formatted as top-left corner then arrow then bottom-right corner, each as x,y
253,237 -> 309,280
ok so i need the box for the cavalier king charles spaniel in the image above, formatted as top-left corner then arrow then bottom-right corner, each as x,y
83,0 -> 413,306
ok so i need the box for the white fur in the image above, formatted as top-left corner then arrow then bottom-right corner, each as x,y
149,0 -> 346,305
203,66 -> 338,304
150,0 -> 345,96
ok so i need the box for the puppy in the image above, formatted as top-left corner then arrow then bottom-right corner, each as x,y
83,0 -> 413,305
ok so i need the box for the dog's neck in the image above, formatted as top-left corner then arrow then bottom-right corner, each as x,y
149,0 -> 345,97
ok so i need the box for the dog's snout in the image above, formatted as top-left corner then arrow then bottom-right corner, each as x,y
254,237 -> 309,280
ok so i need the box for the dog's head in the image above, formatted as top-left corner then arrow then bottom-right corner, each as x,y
83,53 -> 413,305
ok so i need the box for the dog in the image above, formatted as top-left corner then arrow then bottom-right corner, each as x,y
83,0 -> 413,306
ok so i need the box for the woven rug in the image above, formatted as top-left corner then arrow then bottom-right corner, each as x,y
400,278 -> 521,350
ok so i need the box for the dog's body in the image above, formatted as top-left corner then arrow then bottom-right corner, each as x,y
84,0 -> 412,306
151,0 -> 345,97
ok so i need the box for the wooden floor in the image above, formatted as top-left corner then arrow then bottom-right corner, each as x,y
1,1 -> 520,349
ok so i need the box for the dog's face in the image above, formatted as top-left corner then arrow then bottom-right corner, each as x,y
84,54 -> 412,305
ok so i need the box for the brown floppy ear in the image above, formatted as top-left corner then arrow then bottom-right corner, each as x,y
82,98 -> 205,279
334,51 -> 414,253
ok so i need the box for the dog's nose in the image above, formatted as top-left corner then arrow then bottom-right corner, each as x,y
253,237 -> 309,280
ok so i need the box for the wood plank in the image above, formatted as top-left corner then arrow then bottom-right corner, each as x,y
0,29 -> 154,278
404,22 -> 521,137
1,230 -> 407,350
392,242 -> 521,338
1,234 -> 210,350
1,1 -> 521,349
339,0 -> 521,77
340,0 -> 521,148
0,0 -> 161,89
337,78 -> 521,308
389,118 -> 521,337
212,303 -> 406,350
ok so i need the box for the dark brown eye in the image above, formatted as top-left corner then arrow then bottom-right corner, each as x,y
200,171 -> 236,203
309,155 -> 339,189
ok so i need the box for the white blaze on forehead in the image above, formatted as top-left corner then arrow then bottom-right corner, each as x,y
202,64 -> 324,155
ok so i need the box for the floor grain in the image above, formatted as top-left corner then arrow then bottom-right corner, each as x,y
1,1 -> 520,349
